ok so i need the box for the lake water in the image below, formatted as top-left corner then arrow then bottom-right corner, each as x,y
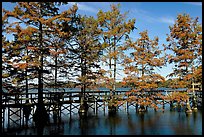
16,87 -> 187,93
3,104 -> 202,135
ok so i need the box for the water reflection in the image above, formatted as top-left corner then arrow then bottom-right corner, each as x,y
4,107 -> 202,135
106,113 -> 122,135
79,114 -> 98,135
138,112 -> 145,134
127,112 -> 137,134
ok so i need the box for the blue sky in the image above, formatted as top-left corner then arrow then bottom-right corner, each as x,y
2,2 -> 202,80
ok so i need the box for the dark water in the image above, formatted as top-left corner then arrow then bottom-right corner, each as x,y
4,105 -> 202,135
2,87 -> 202,135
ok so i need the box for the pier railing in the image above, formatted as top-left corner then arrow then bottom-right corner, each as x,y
1,89 -> 202,132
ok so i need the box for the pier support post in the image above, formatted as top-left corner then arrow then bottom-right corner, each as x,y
126,101 -> 129,112
53,103 -> 61,124
162,100 -> 165,112
23,103 -> 32,128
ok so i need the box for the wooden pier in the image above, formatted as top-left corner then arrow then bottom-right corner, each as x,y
1,89 -> 202,132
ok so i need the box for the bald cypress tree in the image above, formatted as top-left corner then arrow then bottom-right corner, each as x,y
2,2 -> 78,127
122,30 -> 165,112
97,4 -> 135,113
165,14 -> 202,88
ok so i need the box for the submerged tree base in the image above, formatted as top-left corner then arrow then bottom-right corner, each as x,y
79,111 -> 87,118
192,107 -> 198,112
23,103 -> 32,126
185,109 -> 192,113
33,105 -> 50,126
138,105 -> 146,112
108,105 -> 117,115
78,99 -> 89,118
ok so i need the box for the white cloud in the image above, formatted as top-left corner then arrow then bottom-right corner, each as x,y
130,9 -> 157,23
185,2 -> 202,6
132,8 -> 149,15
159,17 -> 175,24
68,2 -> 98,13
130,8 -> 175,25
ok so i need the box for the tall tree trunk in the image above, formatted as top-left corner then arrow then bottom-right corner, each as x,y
81,57 -> 85,95
26,49 -> 29,103
109,47 -> 113,97
79,55 -> 88,116
84,58 -> 87,95
108,38 -> 117,114
38,21 -> 43,105
139,44 -> 146,112
55,47 -> 57,90
34,8 -> 49,126
113,37 -> 116,95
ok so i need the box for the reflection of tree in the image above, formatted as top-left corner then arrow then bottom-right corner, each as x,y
49,122 -> 64,135
170,113 -> 194,135
193,112 -> 197,125
185,114 -> 193,134
79,115 -> 98,135
79,117 -> 88,135
138,112 -> 164,135
104,113 -> 122,135
138,112 -> 145,134
127,112 -> 137,134
67,117 -> 73,135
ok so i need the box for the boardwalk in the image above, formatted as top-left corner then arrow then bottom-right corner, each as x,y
1,88 -> 202,132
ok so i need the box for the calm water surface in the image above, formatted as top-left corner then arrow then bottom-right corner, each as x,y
2,87 -> 202,135
4,106 -> 202,135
